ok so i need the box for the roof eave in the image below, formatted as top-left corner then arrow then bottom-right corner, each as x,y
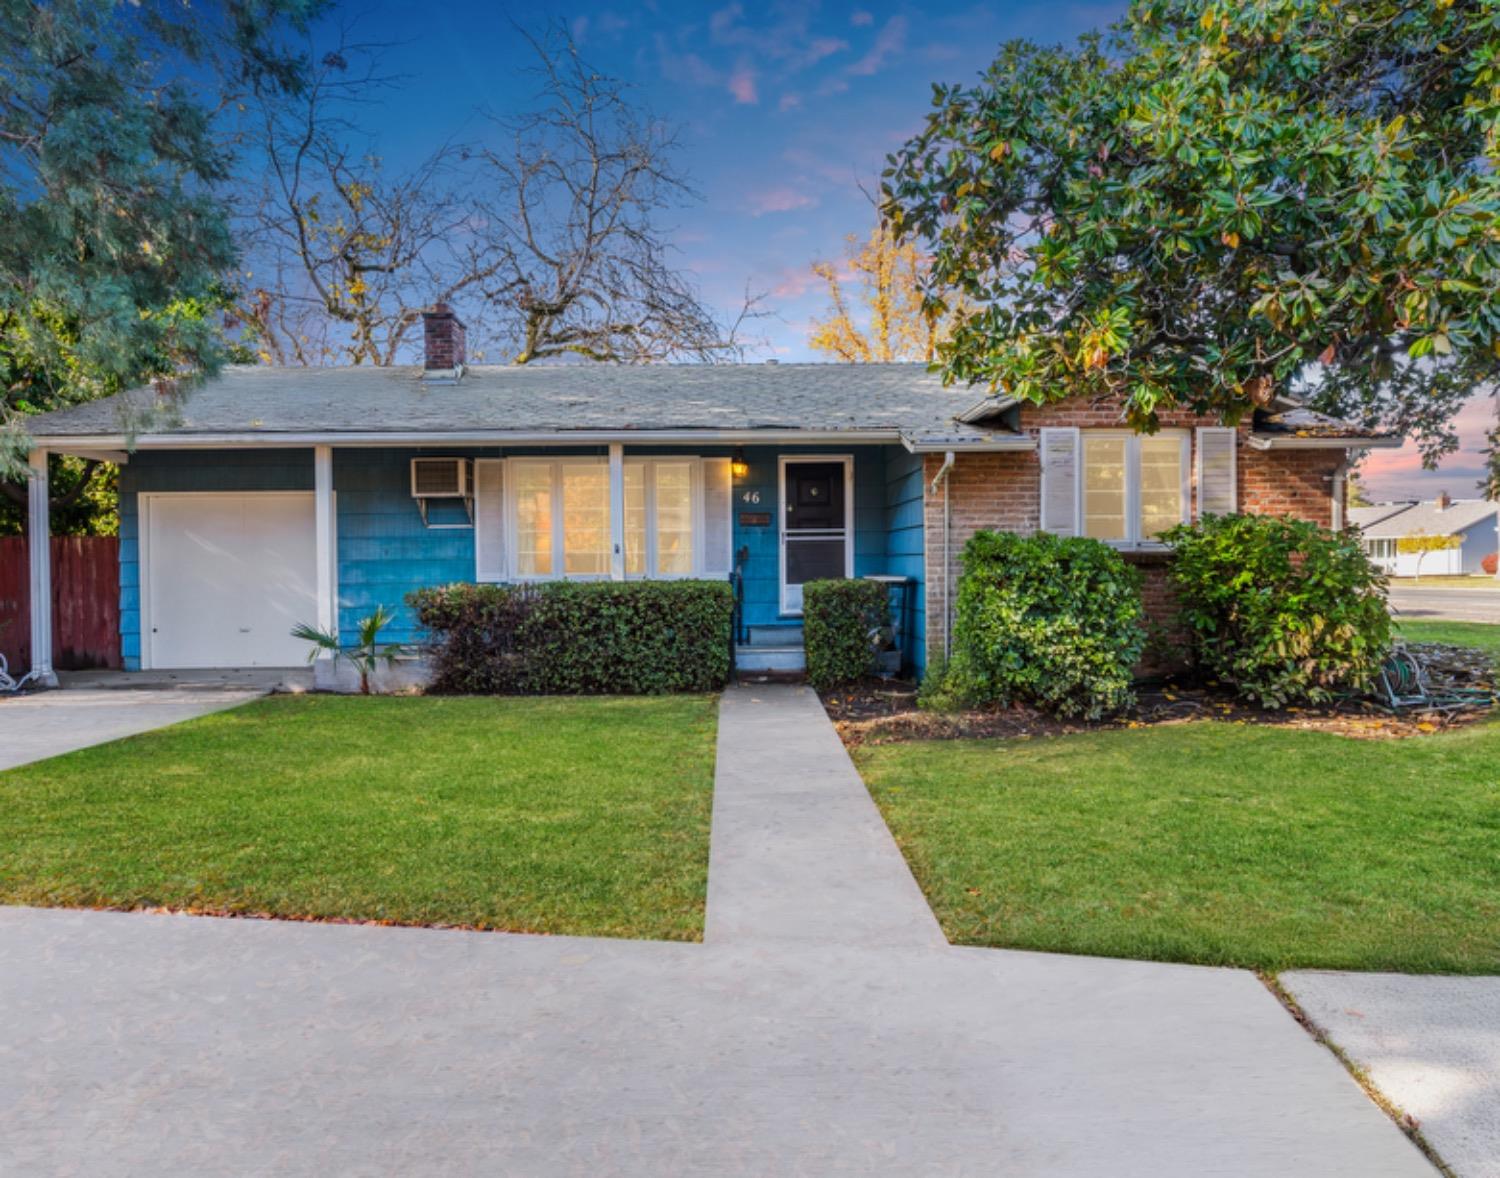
953,394 -> 1022,425
27,426 -> 931,452
900,433 -> 1036,454
1246,433 -> 1402,451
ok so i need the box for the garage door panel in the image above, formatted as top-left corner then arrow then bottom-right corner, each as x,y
147,494 -> 318,668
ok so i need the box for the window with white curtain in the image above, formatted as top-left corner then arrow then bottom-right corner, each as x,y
513,461 -> 554,577
622,459 -> 698,578
510,459 -> 611,579
501,456 -> 729,581
1081,431 -> 1188,545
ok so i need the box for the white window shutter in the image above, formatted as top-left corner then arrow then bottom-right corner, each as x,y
701,457 -> 734,576
474,458 -> 505,582
1039,427 -> 1081,536
1196,427 -> 1237,518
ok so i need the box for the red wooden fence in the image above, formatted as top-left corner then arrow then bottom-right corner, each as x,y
0,536 -> 121,674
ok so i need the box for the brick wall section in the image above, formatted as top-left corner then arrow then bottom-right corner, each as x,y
422,304 -> 467,370
923,397 -> 1347,667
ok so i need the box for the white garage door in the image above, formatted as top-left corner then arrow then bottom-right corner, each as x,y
145,493 -> 319,668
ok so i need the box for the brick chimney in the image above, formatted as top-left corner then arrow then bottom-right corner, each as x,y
1436,491 -> 1452,511
422,303 -> 466,375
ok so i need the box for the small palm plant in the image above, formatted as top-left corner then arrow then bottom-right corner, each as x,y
291,604 -> 409,695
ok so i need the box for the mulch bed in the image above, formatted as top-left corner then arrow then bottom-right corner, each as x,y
825,642 -> 1498,749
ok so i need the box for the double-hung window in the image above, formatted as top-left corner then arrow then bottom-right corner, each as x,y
1041,428 -> 1193,546
624,459 -> 699,578
484,455 -> 732,582
510,459 -> 612,579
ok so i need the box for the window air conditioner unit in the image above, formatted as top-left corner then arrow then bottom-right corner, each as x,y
411,457 -> 471,499
410,458 -> 474,528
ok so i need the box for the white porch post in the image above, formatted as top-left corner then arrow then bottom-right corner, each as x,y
608,442 -> 625,581
26,449 -> 58,687
313,445 -> 337,647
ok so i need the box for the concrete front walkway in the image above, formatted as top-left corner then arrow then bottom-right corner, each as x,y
0,670 -> 293,772
1284,970 -> 1500,1177
0,683 -> 1436,1176
707,684 -> 945,948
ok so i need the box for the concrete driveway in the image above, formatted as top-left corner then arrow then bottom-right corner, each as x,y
0,685 -> 1436,1176
1389,584 -> 1500,624
0,669 -> 295,772
1284,971 -> 1500,1178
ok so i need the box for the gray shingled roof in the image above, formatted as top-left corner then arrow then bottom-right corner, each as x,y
1252,406 -> 1390,438
24,362 -> 1021,444
1347,503 -> 1416,531
1358,499 -> 1499,539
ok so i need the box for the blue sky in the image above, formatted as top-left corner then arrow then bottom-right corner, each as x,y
300,0 -> 1490,502
308,0 -> 1123,356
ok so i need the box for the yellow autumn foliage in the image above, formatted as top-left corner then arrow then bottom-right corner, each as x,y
807,218 -> 968,363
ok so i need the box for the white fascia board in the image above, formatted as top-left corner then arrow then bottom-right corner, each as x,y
900,433 -> 1037,453
1247,433 -> 1403,451
30,427 -> 916,452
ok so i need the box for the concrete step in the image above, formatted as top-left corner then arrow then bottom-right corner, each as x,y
734,645 -> 806,674
745,625 -> 804,648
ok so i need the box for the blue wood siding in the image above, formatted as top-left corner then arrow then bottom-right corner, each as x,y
115,441 -> 926,675
332,449 -> 476,645
883,447 -> 927,675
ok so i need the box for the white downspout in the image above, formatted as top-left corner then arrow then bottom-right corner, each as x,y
930,451 -> 956,660
1331,456 -> 1352,531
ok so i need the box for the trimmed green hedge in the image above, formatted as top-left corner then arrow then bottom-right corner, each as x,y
932,530 -> 1146,719
407,580 -> 733,695
1163,513 -> 1391,707
803,579 -> 892,691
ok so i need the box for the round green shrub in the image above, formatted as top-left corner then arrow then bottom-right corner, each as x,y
803,579 -> 892,691
1162,514 -> 1391,708
945,530 -> 1146,719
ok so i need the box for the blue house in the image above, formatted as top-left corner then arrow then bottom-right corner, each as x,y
20,307 -> 1037,683
20,307 -> 1387,687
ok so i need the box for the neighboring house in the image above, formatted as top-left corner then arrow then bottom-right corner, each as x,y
19,307 -> 1395,685
1350,496 -> 1499,577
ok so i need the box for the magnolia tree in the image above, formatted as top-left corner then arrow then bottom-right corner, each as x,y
882,0 -> 1500,463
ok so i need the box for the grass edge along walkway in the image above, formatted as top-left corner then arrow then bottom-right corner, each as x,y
856,718 -> 1500,974
0,693 -> 718,942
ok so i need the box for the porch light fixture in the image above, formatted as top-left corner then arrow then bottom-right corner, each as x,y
731,448 -> 749,480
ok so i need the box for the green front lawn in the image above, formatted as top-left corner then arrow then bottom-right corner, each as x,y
0,694 -> 717,940
1397,619 -> 1500,658
857,721 -> 1500,973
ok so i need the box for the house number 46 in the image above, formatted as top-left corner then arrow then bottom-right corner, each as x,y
740,490 -> 761,504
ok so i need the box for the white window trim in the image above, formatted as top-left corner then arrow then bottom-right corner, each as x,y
499,454 -> 727,583
1080,430 -> 1190,548
626,456 -> 706,580
777,454 -> 856,616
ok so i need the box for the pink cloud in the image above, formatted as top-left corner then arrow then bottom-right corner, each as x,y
655,37 -> 723,89
778,92 -> 803,111
802,36 -> 850,66
849,15 -> 907,76
728,63 -> 759,104
771,269 -> 823,299
850,9 -> 874,26
745,186 -> 819,216
1362,393 -> 1495,501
